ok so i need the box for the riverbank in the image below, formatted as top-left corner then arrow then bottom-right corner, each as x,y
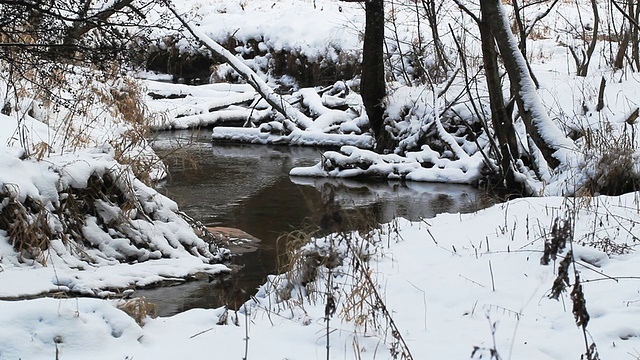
141,134 -> 495,316
2,192 -> 639,359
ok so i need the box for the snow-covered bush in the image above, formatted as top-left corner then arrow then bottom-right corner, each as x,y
579,121 -> 640,195
0,62 -> 167,184
0,145 -> 225,266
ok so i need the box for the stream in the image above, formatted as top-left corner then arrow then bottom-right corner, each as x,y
140,129 -> 497,316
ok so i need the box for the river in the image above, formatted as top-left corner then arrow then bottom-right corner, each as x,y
140,129 -> 496,316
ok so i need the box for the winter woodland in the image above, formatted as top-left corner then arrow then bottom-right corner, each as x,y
1,0 -> 640,358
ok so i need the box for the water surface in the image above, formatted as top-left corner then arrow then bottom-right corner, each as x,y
141,130 -> 495,316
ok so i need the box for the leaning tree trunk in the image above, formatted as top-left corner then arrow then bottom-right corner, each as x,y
479,18 -> 522,191
480,0 -> 576,169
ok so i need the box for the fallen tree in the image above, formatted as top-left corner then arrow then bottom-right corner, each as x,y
161,0 -> 313,131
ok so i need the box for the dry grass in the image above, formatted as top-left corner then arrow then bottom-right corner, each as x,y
579,123 -> 640,196
341,266 -> 378,328
117,296 -> 158,326
275,229 -> 330,302
0,192 -> 52,263
0,167 -> 140,264
271,209 -> 414,358
100,76 -> 163,185
1,56 -> 162,185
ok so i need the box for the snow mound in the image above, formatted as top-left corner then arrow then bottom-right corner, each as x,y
0,143 -> 229,298
0,298 -> 143,360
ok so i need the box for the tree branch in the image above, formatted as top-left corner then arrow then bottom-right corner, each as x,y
160,0 -> 313,129
64,0 -> 136,44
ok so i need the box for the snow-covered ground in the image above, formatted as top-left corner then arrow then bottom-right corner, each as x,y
2,0 -> 640,358
140,0 -> 640,196
3,193 -> 640,359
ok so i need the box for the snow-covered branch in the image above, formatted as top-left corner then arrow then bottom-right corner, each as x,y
485,0 -> 579,169
161,0 -> 314,130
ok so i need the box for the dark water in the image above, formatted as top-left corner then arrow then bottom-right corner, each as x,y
139,130 -> 495,316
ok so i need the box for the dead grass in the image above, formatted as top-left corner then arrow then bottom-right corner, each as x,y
271,205 -> 415,358
100,76 -> 164,185
0,192 -> 52,263
117,296 -> 158,326
579,123 -> 640,196
0,167 -> 140,264
1,57 -> 163,185
275,228 -> 334,302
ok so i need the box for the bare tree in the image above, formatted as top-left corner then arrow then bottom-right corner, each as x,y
0,0 -> 160,116
0,0 -> 156,66
422,0 -> 450,81
452,0 -> 578,192
568,0 -> 600,76
611,0 -> 640,71
509,0 -> 560,87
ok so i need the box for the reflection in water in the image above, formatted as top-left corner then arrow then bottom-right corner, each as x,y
290,177 -> 495,222
140,130 -> 495,316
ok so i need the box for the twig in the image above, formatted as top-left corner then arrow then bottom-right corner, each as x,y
406,280 -> 428,331
342,235 -> 415,359
459,274 -> 485,288
426,228 -> 438,245
243,303 -> 250,360
489,260 -> 496,292
189,327 -> 214,339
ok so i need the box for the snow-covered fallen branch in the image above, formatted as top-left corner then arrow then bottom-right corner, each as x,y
161,0 -> 313,130
213,127 -> 374,148
290,145 -> 485,184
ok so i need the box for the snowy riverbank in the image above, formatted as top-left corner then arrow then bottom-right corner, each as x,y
2,0 -> 640,358
2,192 -> 639,359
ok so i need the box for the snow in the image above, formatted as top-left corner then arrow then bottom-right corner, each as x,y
3,0 -> 640,358
291,145 -> 485,184
155,0 -> 363,64
0,298 -> 144,359
2,192 -> 640,359
138,0 -> 640,196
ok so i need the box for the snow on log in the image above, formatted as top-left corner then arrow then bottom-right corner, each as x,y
159,108 -> 271,130
212,127 -> 374,148
163,0 -> 314,129
432,95 -> 469,160
290,145 -> 485,184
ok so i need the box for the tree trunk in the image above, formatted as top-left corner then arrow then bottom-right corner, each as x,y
575,0 -> 599,77
480,0 -> 575,169
361,0 -> 390,152
423,0 -> 448,80
333,0 -> 391,151
479,19 -> 521,190
62,0 -> 136,47
614,29 -> 630,70
631,2 -> 640,70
